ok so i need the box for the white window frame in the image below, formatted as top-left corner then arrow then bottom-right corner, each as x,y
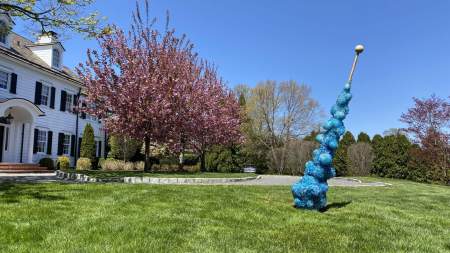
40,84 -> 50,106
0,70 -> 9,90
36,129 -> 47,153
62,134 -> 71,155
66,93 -> 73,113
52,49 -> 60,68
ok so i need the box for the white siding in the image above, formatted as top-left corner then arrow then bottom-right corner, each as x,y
0,55 -> 105,166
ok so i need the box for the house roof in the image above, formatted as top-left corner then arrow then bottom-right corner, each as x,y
0,32 -> 83,85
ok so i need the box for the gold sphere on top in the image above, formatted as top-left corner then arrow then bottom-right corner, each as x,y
355,44 -> 364,54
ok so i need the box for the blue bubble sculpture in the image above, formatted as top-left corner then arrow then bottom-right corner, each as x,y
292,45 -> 364,210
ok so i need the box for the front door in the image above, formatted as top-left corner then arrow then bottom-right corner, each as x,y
0,125 -> 4,162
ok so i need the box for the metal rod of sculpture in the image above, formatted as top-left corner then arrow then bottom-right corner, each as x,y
291,45 -> 364,210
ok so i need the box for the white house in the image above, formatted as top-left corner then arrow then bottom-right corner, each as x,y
0,13 -> 105,165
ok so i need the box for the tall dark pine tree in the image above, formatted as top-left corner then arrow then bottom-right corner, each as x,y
357,132 -> 371,143
333,131 -> 355,176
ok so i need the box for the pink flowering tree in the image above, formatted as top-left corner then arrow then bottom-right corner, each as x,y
77,2 -> 241,171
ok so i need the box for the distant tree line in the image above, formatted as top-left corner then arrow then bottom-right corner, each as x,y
206,91 -> 448,185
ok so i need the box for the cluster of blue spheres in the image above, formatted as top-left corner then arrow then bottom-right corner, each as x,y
292,82 -> 353,210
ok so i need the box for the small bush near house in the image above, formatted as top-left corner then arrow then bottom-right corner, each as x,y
100,159 -> 138,171
123,162 -> 135,171
135,161 -> 145,171
39,157 -> 55,170
98,158 -> 106,169
57,156 -> 70,170
76,158 -> 92,170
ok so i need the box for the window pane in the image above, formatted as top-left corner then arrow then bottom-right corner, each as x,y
37,130 -> 47,153
63,134 -> 71,155
0,71 -> 8,89
41,85 -> 50,106
52,49 -> 60,67
66,94 -> 73,112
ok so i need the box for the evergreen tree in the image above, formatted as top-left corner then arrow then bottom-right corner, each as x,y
371,134 -> 384,174
333,131 -> 355,176
80,123 -> 96,160
372,134 -> 412,178
108,135 -> 141,161
372,134 -> 383,146
357,132 -> 371,143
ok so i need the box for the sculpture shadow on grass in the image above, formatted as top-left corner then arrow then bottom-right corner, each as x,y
319,201 -> 352,213
0,183 -> 66,203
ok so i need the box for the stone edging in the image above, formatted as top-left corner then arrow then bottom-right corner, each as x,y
55,170 -> 259,184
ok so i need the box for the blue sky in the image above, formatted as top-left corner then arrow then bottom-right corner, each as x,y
14,0 -> 450,137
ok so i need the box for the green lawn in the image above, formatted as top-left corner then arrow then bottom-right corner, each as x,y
0,179 -> 448,252
63,170 -> 257,179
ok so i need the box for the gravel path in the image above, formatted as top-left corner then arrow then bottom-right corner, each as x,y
0,173 -> 388,187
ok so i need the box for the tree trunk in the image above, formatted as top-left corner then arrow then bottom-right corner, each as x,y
200,151 -> 206,172
144,137 -> 151,172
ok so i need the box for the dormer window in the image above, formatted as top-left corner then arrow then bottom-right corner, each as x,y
52,49 -> 60,68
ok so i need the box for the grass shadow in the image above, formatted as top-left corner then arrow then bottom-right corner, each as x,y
0,183 -> 66,203
319,201 -> 352,213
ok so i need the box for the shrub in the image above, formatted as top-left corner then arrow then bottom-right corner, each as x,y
135,161 -> 145,171
57,156 -> 70,170
80,124 -> 96,160
39,157 -> 55,170
123,162 -> 135,171
76,158 -> 92,170
205,145 -> 243,173
100,159 -> 138,171
98,158 -> 106,168
100,159 -> 120,171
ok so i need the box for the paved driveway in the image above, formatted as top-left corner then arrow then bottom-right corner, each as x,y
227,175 -> 388,186
0,172 -> 59,183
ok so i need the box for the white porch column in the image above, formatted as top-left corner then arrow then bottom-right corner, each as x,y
28,122 -> 35,163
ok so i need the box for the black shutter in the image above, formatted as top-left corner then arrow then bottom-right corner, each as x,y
78,137 -> 82,158
50,87 -> 56,109
47,131 -> 53,155
98,141 -> 102,157
33,129 -> 39,153
57,133 -> 64,155
9,73 -> 17,94
70,135 -> 76,156
60,90 -> 67,111
34,82 -> 42,105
